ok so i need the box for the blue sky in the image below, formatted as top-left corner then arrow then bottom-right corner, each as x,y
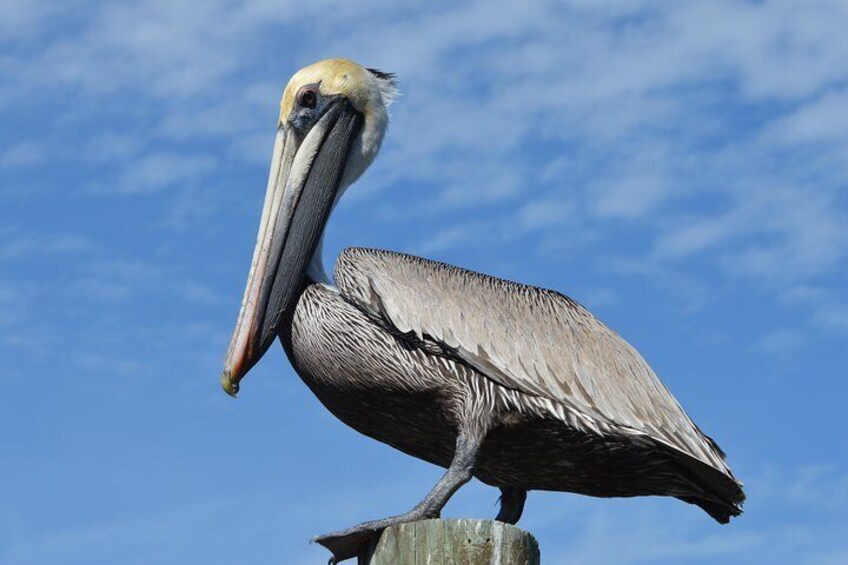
2,1 -> 847,563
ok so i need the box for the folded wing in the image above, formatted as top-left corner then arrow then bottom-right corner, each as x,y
335,247 -> 741,483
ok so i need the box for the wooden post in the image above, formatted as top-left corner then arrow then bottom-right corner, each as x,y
358,519 -> 540,564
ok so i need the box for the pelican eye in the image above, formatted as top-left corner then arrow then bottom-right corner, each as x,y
296,87 -> 318,109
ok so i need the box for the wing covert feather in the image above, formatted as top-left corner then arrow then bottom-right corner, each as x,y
334,247 -> 731,475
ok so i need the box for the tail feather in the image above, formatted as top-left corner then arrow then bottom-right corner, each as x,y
679,495 -> 742,524
669,446 -> 745,524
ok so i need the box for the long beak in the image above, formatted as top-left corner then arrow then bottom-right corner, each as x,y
221,99 -> 363,396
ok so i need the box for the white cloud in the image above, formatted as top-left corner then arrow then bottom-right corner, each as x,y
0,495 -> 240,565
580,287 -> 618,309
72,351 -> 146,377
771,88 -> 848,146
180,280 -> 222,306
515,198 -> 575,232
758,328 -> 804,355
417,224 -> 483,255
604,256 -> 710,313
732,188 -> 846,281
0,228 -> 98,261
755,464 -> 848,513
82,132 -> 142,164
777,285 -> 848,334
90,152 -> 216,195
310,1 -> 848,322
524,463 -> 848,565
0,0 -> 65,42
814,303 -> 848,332
3,1 -> 848,336
0,141 -> 45,168
590,145 -> 674,220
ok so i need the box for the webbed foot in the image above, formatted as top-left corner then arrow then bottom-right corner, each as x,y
313,509 -> 436,563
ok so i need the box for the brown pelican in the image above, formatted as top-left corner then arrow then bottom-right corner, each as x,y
221,59 -> 744,563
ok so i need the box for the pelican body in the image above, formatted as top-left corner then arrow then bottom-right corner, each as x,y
221,59 -> 744,563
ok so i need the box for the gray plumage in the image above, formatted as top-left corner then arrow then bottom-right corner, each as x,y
284,247 -> 744,531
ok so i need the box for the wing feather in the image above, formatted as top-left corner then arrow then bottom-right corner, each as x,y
335,247 -> 734,476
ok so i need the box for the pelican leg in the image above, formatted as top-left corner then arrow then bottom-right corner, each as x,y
314,433 -> 481,563
495,487 -> 527,524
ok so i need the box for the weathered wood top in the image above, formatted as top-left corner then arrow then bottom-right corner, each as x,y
358,519 -> 540,565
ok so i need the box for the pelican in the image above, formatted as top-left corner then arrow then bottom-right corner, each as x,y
221,59 -> 744,563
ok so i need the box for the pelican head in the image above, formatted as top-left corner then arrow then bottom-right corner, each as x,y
221,59 -> 397,396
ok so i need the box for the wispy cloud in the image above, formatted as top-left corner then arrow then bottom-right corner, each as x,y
523,463 -> 848,565
2,4 -> 847,565
758,328 -> 805,356
6,2 -> 846,301
0,228 -> 97,261
0,141 -> 45,168
92,152 -> 216,195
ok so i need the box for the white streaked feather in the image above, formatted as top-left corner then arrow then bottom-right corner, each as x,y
335,247 -> 733,476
